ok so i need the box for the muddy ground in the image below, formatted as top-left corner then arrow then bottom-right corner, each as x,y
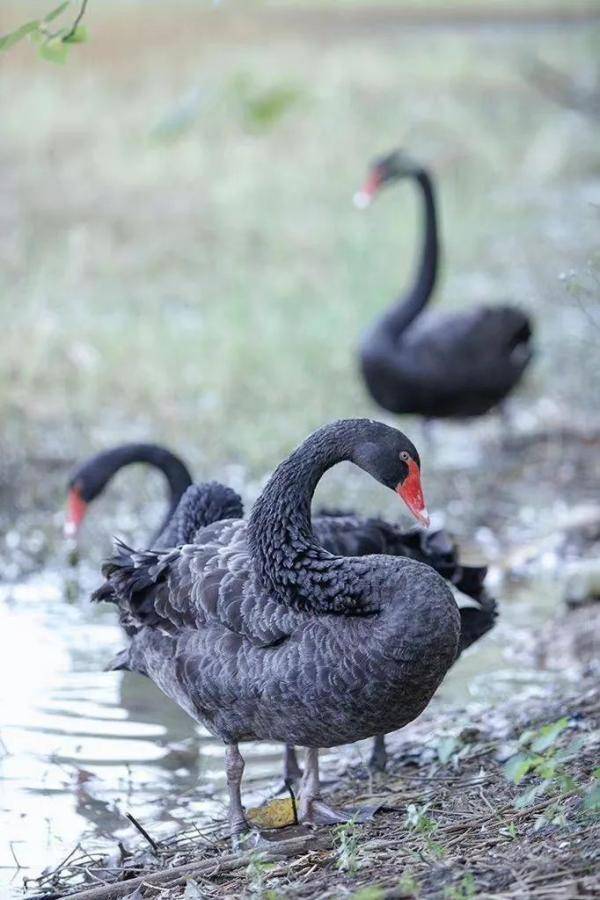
25,659 -> 599,900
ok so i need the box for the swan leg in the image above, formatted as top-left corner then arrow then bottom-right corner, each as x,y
298,748 -> 351,825
368,734 -> 388,773
225,743 -> 249,838
284,744 -> 303,784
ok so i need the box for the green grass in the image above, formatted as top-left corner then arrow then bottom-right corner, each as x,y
0,2 -> 598,482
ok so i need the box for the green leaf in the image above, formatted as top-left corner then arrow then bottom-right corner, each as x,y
515,780 -> 550,809
437,736 -> 459,765
584,784 -> 600,813
0,20 -> 40,53
556,774 -> 577,795
63,25 -> 87,43
555,736 -> 586,763
39,38 -> 69,63
531,718 -> 569,753
517,729 -> 536,747
537,759 -> 558,781
29,28 -> 45,45
43,2 -> 71,24
504,753 -> 538,785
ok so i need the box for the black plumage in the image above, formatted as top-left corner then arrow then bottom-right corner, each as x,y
66,443 -> 194,544
94,420 -> 466,833
156,482 -> 243,548
357,150 -> 533,420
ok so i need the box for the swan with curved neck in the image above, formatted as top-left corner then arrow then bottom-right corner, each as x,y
95,419 -> 460,834
70,440 -> 494,779
65,444 -> 194,543
357,150 -> 533,419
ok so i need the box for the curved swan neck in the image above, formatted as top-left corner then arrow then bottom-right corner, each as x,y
248,421 -> 371,612
81,444 -> 193,537
378,168 -> 439,341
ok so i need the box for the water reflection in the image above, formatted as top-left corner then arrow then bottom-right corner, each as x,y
0,576 -> 286,892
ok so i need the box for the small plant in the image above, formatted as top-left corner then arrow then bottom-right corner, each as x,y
444,873 -> 477,900
499,821 -> 519,840
405,803 -> 438,835
245,851 -> 276,897
405,803 -> 445,858
435,735 -> 461,766
334,821 -> 361,875
0,1 -> 88,64
583,768 -> 600,816
503,717 -> 584,809
397,871 -> 420,896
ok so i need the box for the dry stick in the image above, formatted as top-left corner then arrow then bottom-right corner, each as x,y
61,833 -> 331,900
125,814 -> 159,854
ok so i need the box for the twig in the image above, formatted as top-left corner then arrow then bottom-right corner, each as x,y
125,813 -> 159,854
9,843 -> 23,870
59,833 -> 330,900
62,0 -> 89,42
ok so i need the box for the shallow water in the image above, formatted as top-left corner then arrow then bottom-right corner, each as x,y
1,425 -> 597,897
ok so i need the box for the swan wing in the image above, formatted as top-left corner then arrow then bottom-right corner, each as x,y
94,519 -> 298,649
403,305 -> 532,390
313,514 -> 488,600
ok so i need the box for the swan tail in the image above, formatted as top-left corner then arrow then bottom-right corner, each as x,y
457,592 -> 498,656
383,526 -> 492,612
104,648 -> 132,672
92,539 -> 177,630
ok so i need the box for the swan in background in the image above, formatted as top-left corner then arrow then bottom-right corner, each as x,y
356,150 -> 533,421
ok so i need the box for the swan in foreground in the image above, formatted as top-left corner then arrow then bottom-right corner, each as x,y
94,419 -> 463,834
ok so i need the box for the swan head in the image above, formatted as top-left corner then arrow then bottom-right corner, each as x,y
350,420 -> 429,528
354,149 -> 422,208
65,482 -> 88,538
64,451 -> 120,537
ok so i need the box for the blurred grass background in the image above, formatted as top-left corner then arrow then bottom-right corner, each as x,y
1,0 -> 599,484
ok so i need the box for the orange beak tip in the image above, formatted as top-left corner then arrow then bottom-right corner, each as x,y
418,508 -> 431,529
65,489 -> 87,539
353,190 -> 372,209
64,520 -> 77,540
396,459 -> 428,527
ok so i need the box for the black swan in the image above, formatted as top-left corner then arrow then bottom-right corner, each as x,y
355,150 -> 533,419
94,419 -> 465,834
65,443 -> 242,548
70,442 -> 494,775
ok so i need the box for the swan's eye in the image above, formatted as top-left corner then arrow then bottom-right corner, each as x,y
399,451 -> 410,462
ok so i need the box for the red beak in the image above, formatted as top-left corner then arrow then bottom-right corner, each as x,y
396,459 -> 429,527
353,170 -> 383,209
65,488 -> 88,538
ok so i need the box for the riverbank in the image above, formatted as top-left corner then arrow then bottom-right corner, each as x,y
25,658 -> 599,900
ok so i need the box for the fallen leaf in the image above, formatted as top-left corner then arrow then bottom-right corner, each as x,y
247,797 -> 297,829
